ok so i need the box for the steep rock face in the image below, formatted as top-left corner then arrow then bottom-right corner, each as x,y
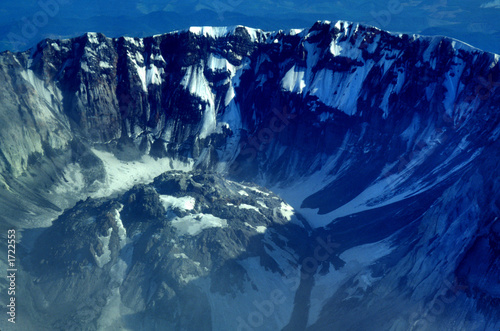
0,21 -> 499,330
0,49 -> 72,179
2,22 -> 498,182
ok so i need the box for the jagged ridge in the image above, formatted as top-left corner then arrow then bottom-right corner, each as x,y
0,21 -> 499,331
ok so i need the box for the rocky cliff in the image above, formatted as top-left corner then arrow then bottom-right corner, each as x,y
0,21 -> 499,330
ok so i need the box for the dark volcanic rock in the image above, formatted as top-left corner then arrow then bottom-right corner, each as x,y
23,171 -> 308,330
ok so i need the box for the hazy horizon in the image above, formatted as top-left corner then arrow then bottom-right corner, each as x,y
0,0 -> 499,54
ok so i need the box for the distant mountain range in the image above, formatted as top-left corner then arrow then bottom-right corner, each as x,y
1,1 -> 499,54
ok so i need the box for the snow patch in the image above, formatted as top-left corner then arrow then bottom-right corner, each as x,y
256,200 -> 268,208
94,227 -> 113,268
87,32 -> 99,44
114,205 -> 126,244
238,190 -> 249,196
179,64 -> 217,138
309,62 -> 374,116
189,26 -> 231,38
181,65 -> 213,102
123,36 -> 142,48
91,149 -> 193,198
289,28 -> 305,36
278,202 -> 294,221
146,65 -> 163,85
244,222 -> 267,233
171,213 -> 227,236
99,61 -> 113,69
51,43 -> 60,51
281,65 -> 306,93
160,195 -> 196,212
173,253 -> 190,259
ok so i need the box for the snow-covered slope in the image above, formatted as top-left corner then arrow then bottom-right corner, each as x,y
0,21 -> 499,330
